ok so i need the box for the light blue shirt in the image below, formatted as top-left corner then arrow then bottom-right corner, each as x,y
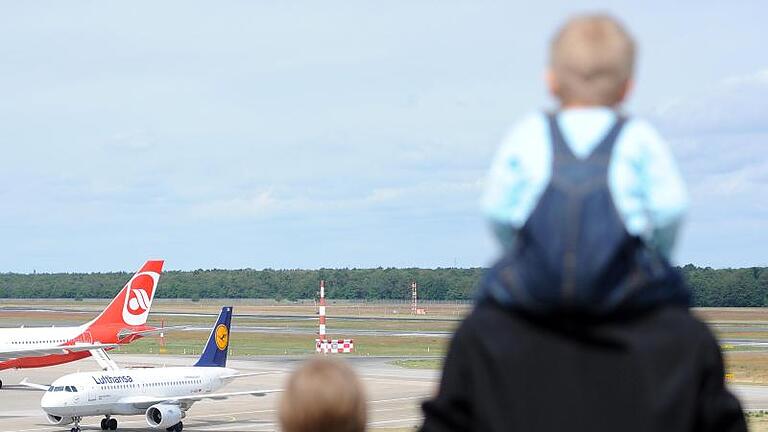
483,107 -> 688,259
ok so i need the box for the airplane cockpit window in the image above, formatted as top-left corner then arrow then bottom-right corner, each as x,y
47,386 -> 54,392
53,386 -> 65,392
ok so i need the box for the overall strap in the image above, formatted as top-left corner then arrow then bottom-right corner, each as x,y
545,112 -> 577,160
590,114 -> 627,160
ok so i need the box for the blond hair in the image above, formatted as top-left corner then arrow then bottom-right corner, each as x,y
550,14 -> 635,105
279,357 -> 367,432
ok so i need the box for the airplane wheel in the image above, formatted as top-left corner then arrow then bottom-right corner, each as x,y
101,419 -> 108,430
109,418 -> 118,430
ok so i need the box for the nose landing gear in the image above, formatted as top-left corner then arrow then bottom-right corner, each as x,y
100,416 -> 118,430
70,416 -> 83,432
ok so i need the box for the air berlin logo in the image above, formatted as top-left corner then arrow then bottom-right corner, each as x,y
122,271 -> 159,325
127,286 -> 151,315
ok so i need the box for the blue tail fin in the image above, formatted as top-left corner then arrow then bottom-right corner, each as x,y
194,306 -> 233,367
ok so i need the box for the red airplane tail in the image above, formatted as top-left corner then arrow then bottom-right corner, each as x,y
87,260 -> 164,329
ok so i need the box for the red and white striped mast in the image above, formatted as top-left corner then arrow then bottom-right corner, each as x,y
319,280 -> 327,344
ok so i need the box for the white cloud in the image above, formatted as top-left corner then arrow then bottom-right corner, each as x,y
652,69 -> 768,267
654,68 -> 768,136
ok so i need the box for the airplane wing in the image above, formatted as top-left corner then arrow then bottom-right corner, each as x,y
123,389 -> 283,409
19,378 -> 50,391
117,326 -> 190,339
0,343 -> 119,362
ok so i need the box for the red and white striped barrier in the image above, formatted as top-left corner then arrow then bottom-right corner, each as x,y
315,338 -> 355,354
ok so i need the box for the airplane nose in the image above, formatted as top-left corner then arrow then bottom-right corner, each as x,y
41,393 -> 66,416
41,393 -> 52,409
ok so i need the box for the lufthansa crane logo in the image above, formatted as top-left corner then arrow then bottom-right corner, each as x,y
215,324 -> 229,350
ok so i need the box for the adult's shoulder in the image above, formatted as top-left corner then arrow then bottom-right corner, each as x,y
649,306 -> 717,342
456,300 -> 529,337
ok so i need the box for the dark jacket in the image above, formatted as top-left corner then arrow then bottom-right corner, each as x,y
420,301 -> 746,432
420,113 -> 746,431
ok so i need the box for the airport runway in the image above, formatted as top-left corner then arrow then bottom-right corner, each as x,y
4,354 -> 768,431
0,354 -> 437,432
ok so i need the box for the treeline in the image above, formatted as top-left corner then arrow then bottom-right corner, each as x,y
0,268 -> 483,302
0,265 -> 766,307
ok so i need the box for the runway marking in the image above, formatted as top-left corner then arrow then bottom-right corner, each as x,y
370,395 -> 426,403
370,416 -> 423,425
371,406 -> 420,413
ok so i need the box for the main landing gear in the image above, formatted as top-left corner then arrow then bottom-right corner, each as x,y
166,421 -> 183,432
70,416 -> 83,432
100,416 -> 118,430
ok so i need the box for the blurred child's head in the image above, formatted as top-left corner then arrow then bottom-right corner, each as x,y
548,14 -> 635,107
279,356 -> 367,432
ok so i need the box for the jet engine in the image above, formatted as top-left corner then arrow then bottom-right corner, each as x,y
46,414 -> 74,425
146,403 -> 185,429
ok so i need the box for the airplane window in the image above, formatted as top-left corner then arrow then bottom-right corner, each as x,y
65,386 -> 72,392
47,386 -> 54,392
54,386 -> 64,392
72,387 -> 78,392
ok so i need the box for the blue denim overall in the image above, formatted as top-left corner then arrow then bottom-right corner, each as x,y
480,113 -> 689,315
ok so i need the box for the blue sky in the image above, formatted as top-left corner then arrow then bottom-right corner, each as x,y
0,1 -> 766,272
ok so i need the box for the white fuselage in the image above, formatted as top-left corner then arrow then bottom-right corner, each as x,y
41,366 -> 237,417
0,325 -> 87,350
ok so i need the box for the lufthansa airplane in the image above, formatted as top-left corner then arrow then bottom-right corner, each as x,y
0,260 -> 167,389
26,307 -> 279,432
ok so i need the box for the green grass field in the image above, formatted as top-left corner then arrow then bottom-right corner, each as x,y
389,359 -> 442,369
112,330 -> 448,358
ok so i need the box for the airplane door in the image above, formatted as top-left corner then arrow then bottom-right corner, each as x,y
204,378 -> 212,393
88,386 -> 96,402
